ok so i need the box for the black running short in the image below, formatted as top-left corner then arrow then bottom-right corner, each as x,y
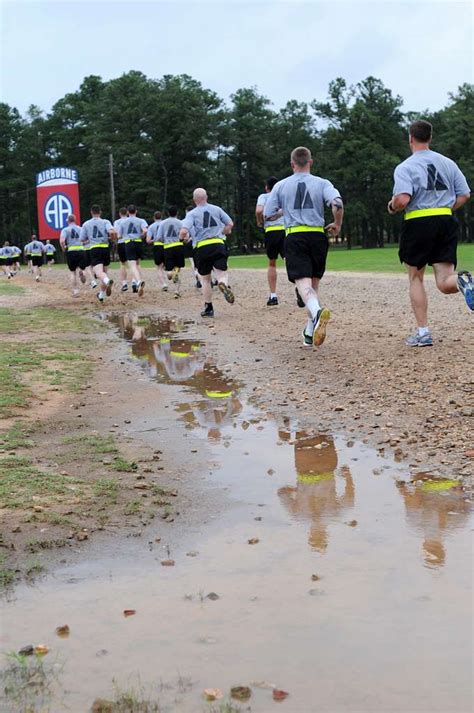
117,243 -> 127,263
84,249 -> 91,267
90,246 -> 111,267
125,241 -> 143,262
45,254 -> 54,262
264,228 -> 285,260
399,215 -> 458,269
153,244 -> 165,266
66,250 -> 87,272
164,245 -> 185,271
5,258 -> 13,267
285,230 -> 328,282
31,255 -> 44,267
195,242 -> 228,276
183,241 -> 195,259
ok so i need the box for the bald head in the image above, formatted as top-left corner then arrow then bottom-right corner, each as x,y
193,187 -> 208,205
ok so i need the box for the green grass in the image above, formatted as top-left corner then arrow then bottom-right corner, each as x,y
94,478 -> 119,504
62,434 -> 119,455
112,456 -> 138,472
124,499 -> 142,516
0,455 -> 83,509
0,554 -> 16,589
0,422 -> 34,450
0,282 -> 25,296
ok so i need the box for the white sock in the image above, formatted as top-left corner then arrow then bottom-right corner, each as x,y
122,280 -> 128,286
270,292 -> 277,299
98,290 -> 105,299
132,279 -> 137,286
418,326 -> 430,336
306,296 -> 321,320
305,318 -> 314,335
103,276 -> 110,285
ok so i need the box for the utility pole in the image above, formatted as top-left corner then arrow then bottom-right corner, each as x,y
109,152 -> 116,219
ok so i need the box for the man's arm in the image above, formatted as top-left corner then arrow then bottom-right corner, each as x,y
59,230 -> 67,251
222,221 -> 233,236
255,204 -> 264,227
452,193 -> 470,211
387,193 -> 411,214
325,197 -> 344,236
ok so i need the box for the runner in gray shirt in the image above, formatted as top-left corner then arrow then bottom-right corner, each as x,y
180,188 -> 234,318
113,207 -> 129,292
256,176 -> 286,306
60,214 -> 87,296
117,205 -> 147,296
146,211 -> 168,291
157,207 -> 184,298
388,119 -> 472,346
264,146 -> 344,347
80,205 -> 114,302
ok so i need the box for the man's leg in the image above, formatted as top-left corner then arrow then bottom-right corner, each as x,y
432,262 -> 459,295
156,264 -> 168,289
215,267 -> 235,304
406,265 -> 428,327
200,273 -> 214,316
268,259 -> 277,293
94,263 -> 113,300
128,259 -> 141,285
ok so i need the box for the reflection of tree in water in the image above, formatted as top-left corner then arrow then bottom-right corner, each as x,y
277,430 -> 354,552
112,313 -> 242,439
397,477 -> 471,569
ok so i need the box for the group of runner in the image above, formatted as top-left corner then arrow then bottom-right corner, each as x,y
0,239 -> 56,280
2,119 -> 473,346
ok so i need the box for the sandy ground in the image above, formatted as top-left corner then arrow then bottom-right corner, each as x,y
1,265 -> 472,579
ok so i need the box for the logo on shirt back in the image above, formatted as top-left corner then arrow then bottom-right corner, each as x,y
92,225 -> 105,239
294,182 -> 314,209
426,164 -> 448,191
203,211 -> 218,228
126,222 -> 139,235
166,225 -> 178,238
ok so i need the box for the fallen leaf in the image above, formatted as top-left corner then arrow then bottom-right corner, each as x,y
123,609 -> 136,617
18,645 -> 34,656
230,686 -> 251,701
273,688 -> 289,701
311,574 -> 321,582
161,559 -> 175,566
34,645 -> 49,656
55,625 -> 70,637
91,698 -> 114,713
203,688 -> 223,701
346,520 -> 358,527
206,592 -> 220,601
248,537 -> 260,545
251,680 -> 275,689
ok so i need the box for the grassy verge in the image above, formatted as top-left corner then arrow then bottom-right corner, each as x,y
0,283 -> 25,296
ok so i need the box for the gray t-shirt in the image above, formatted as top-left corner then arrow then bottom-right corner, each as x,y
60,224 -> 84,249
1,246 -> 14,258
157,217 -> 183,245
27,240 -> 45,256
80,218 -> 112,247
264,173 -> 340,227
393,149 -> 470,213
181,203 -> 232,246
117,216 -> 147,241
44,243 -> 56,255
147,220 -> 162,243
114,217 -> 127,244
12,246 -> 21,257
257,192 -> 285,229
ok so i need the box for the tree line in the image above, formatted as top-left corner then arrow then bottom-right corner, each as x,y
0,72 -> 472,251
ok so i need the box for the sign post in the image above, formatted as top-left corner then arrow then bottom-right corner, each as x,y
36,167 -> 80,240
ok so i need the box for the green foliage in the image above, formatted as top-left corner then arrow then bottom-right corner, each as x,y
1,75 -> 472,250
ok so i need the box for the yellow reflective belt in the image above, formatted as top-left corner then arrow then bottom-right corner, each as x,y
265,225 -> 285,233
91,243 -> 108,249
196,238 -> 225,248
153,241 -> 164,246
205,389 -> 233,398
124,238 -> 143,243
420,479 -> 458,492
286,226 -> 325,235
404,207 -> 452,220
170,351 -> 191,358
160,338 -> 171,344
67,245 -> 85,251
297,472 -> 335,484
164,242 -> 182,249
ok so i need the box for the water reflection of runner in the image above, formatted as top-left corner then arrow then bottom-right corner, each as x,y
178,389 -> 242,441
397,478 -> 471,568
151,338 -> 205,381
278,432 -> 354,551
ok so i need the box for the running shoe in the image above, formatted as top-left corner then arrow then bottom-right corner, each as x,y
132,283 -> 138,293
313,307 -> 331,347
174,292 -> 180,299
302,330 -> 313,347
267,296 -> 279,306
162,285 -> 168,292
138,280 -> 145,297
295,287 -> 305,308
212,279 -> 218,288
196,279 -> 202,289
457,271 -> 474,311
121,283 -> 128,292
105,279 -> 114,297
35,276 -> 40,282
96,293 -> 104,303
218,282 -> 235,304
201,304 -> 214,318
405,331 -> 433,347
90,280 -> 97,289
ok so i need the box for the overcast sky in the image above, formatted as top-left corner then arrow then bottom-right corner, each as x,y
1,0 -> 472,116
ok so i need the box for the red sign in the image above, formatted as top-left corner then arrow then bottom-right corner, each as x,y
36,167 -> 80,240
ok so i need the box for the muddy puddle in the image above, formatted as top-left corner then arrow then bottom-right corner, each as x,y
1,313 -> 472,712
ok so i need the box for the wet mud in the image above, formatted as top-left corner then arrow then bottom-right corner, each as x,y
1,313 -> 472,712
